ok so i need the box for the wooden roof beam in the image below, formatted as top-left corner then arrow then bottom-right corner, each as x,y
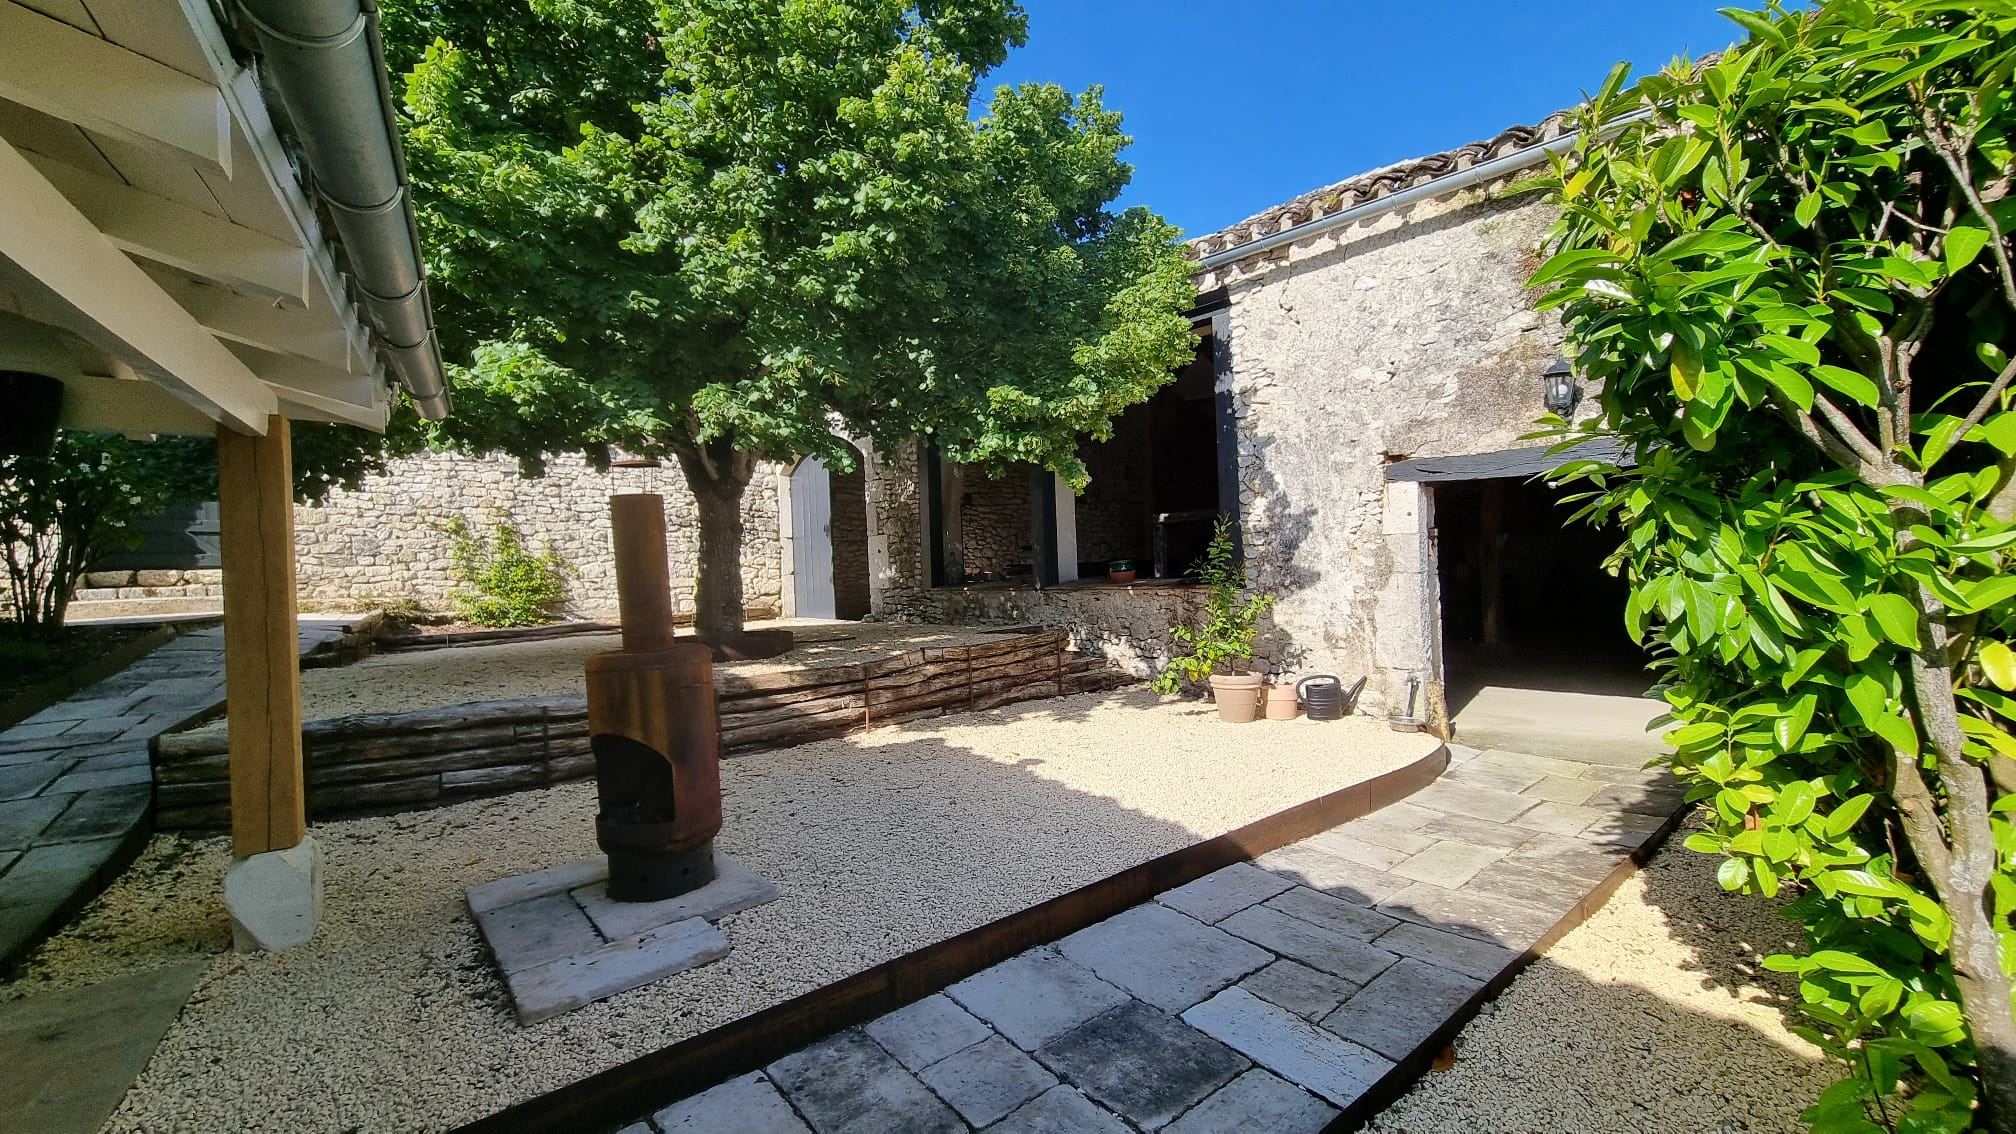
0,133 -> 277,435
27,152 -> 309,304
0,2 -> 231,176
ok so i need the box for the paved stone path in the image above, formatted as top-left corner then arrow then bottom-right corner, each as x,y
0,620 -> 354,969
621,743 -> 1683,1133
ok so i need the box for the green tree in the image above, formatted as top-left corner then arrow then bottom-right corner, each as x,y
382,0 -> 1196,643
1529,2 -> 2016,1128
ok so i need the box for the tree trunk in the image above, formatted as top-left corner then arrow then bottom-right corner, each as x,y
669,433 -> 758,643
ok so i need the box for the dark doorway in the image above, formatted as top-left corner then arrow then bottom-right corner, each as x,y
1433,476 -> 1646,716
1072,337 -> 1221,579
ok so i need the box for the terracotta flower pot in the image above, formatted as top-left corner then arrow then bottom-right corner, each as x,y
1261,682 -> 1300,720
1108,560 -> 1136,583
1208,672 -> 1264,723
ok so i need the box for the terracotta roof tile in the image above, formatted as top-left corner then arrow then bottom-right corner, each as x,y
1185,110 -> 1576,264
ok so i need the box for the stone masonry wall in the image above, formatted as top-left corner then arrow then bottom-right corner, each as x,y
1213,185 -> 1590,717
830,461 -> 871,620
959,467 -> 1031,580
293,452 -> 783,620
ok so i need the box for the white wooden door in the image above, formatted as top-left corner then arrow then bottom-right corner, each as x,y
791,457 -> 836,618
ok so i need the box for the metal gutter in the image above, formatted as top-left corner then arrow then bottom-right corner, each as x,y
236,0 -> 450,420
1195,108 -> 1657,272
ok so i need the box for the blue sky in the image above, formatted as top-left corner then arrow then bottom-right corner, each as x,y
981,1 -> 1750,238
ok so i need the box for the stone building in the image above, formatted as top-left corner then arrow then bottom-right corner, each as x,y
849,111 -> 1640,729
168,109 -> 1638,730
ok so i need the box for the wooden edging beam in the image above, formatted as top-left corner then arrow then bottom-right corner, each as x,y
453,743 -> 1451,1134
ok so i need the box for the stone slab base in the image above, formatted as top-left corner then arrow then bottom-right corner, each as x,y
469,849 -> 780,1025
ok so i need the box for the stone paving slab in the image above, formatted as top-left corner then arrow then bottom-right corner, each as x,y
469,850 -> 778,1022
0,959 -> 209,1133
1183,987 -> 1392,1109
1056,903 -> 1271,1014
866,994 -> 994,1073
1216,905 -> 1400,985
1238,959 -> 1361,1021
505,916 -> 729,1026
991,1086 -> 1130,1133
1153,862 -> 1292,925
653,1072 -> 810,1133
618,740 -> 1688,1134
1320,957 -> 1485,1061
1034,1001 -> 1248,1129
947,948 -> 1133,1052
768,1030 -> 963,1134
919,1035 -> 1056,1126
1162,1068 -> 1336,1134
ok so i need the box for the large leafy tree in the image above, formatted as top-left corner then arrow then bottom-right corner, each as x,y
1531,2 -> 2016,1129
382,0 -> 1195,643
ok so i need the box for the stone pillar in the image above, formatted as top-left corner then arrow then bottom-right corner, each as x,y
218,414 -> 321,951
1372,479 -> 1445,732
1054,472 -> 1079,583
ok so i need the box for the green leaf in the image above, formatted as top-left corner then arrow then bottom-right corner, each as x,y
1718,856 -> 1751,891
1719,6 -> 1787,46
1946,225 -> 1991,274
1811,365 -> 1882,408
1825,794 -> 1874,839
1795,192 -> 1822,227
1866,593 -> 1922,649
1982,642 -> 2016,691
1810,949 -> 1885,975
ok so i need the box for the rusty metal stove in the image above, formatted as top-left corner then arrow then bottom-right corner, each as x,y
588,494 -> 722,902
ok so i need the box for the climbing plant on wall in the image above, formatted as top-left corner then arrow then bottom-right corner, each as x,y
1529,1 -> 2016,1129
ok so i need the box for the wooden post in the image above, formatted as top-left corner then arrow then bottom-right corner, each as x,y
218,414 -> 304,858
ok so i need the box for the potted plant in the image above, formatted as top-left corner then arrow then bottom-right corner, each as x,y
1151,517 -> 1275,722
1107,559 -> 1137,583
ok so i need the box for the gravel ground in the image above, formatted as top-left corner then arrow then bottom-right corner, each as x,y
1366,828 -> 1837,1134
5,690 -> 1432,1133
187,619 -> 1020,730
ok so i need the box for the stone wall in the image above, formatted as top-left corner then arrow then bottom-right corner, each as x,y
1212,185 -> 1587,719
293,452 -> 784,620
864,441 -> 930,620
1074,407 -> 1151,568
830,461 -> 871,620
958,467 -> 1031,580
924,584 -> 1204,679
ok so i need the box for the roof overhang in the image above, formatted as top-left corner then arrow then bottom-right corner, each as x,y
0,0 -> 444,438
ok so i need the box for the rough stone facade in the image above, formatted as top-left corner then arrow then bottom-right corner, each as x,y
293,452 -> 783,620
861,171 -> 1599,717
1211,185 -> 1580,719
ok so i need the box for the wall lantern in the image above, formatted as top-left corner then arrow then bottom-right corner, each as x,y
1541,357 -> 1581,417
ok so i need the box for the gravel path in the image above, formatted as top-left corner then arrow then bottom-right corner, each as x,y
285,619 -> 1017,722
4,690 -> 1432,1132
1365,828 -> 1836,1133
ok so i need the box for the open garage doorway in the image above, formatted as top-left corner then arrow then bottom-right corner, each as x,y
1400,443 -> 1662,762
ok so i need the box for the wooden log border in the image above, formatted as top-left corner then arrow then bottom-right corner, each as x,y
453,743 -> 1450,1134
151,630 -> 1135,829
